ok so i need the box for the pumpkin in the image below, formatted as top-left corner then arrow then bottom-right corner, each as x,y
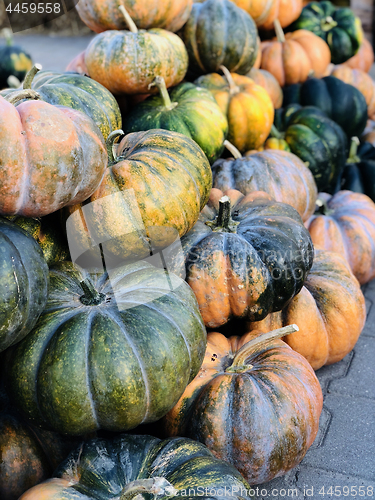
212,143 -> 317,221
19,434 -> 250,500
260,22 -> 331,86
76,0 -> 193,33
0,91 -> 107,218
361,119 -> 375,145
246,67 -> 283,108
85,6 -> 188,95
247,249 -> 366,369
181,0 -> 258,76
0,29 -> 32,89
290,1 -> 364,64
283,76 -> 368,137
341,139 -> 375,202
169,189 -> 313,328
1,65 -> 122,141
271,104 -> 348,191
232,0 -> 302,29
306,190 -> 375,284
122,77 -> 228,164
6,260 -> 207,435
263,137 -> 290,151
329,65 -> 375,120
195,68 -> 274,152
65,50 -> 88,75
66,129 -> 212,264
343,37 -> 374,73
163,326 -> 323,485
0,220 -> 49,353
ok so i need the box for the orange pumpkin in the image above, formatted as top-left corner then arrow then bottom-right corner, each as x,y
306,191 -> 375,285
260,22 -> 331,86
65,51 -> 88,75
195,68 -> 274,152
247,249 -> 366,370
246,67 -> 283,108
232,0 -> 302,29
343,37 -> 374,73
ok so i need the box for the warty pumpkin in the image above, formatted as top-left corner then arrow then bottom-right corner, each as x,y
85,6 -> 188,95
247,249 -> 366,369
195,68 -> 274,152
246,67 -> 283,108
19,435 -> 250,500
169,189 -> 314,328
162,326 -> 323,485
6,260 -> 207,435
343,37 -> 374,73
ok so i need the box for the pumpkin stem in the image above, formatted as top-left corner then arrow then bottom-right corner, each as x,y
5,89 -> 41,106
106,129 -> 124,164
22,63 -> 42,89
321,15 -> 338,31
348,136 -> 360,163
226,324 -> 299,373
148,76 -> 178,110
2,28 -> 13,46
223,140 -> 242,159
205,195 -> 240,233
120,478 -> 177,500
315,197 -> 333,216
270,124 -> 283,140
118,5 -> 138,33
273,19 -> 285,43
79,279 -> 106,306
220,65 -> 240,95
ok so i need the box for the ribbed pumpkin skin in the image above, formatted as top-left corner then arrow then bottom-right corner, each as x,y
170,189 -> 313,328
341,142 -> 375,201
232,0 -> 302,29
195,73 -> 274,152
0,97 -> 107,218
291,1 -> 363,64
19,435 -> 250,500
343,37 -> 374,72
0,46 -> 32,89
282,76 -> 368,137
260,30 -> 331,87
66,130 -> 212,263
85,30 -> 188,95
163,331 -> 323,485
0,221 -> 49,353
212,150 -> 317,221
247,249 -> 366,369
306,191 -> 375,285
246,68 -> 283,109
7,261 -> 207,436
182,0 -> 258,76
76,0 -> 193,33
123,82 -> 228,164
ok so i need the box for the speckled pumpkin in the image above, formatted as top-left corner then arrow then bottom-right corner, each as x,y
212,148 -> 317,222
0,94 -> 107,218
195,71 -> 274,152
19,435 -> 250,500
169,189 -> 313,328
163,327 -> 323,485
246,67 -> 283,109
306,190 -> 375,285
6,260 -> 207,436
232,0 -> 303,29
0,220 -> 49,353
343,37 -> 374,73
247,249 -> 366,369
76,0 -> 193,33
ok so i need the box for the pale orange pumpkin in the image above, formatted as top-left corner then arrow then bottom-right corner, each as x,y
232,0 -> 302,29
246,67 -> 283,108
343,37 -> 374,73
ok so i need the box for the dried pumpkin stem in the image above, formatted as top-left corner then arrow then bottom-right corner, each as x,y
270,124 -> 283,140
119,5 -> 138,33
321,15 -> 338,31
79,279 -> 105,306
226,324 -> 299,373
106,129 -> 124,164
23,63 -> 42,89
348,136 -> 360,163
148,76 -> 178,110
273,19 -> 285,43
219,65 -> 240,95
120,478 -> 177,500
223,140 -> 242,159
5,89 -> 41,105
2,28 -> 13,46
206,196 -> 240,233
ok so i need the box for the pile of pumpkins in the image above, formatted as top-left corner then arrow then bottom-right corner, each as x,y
1,0 -> 375,498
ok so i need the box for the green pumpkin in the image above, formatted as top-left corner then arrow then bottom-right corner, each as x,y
271,104 -> 348,192
19,434 -> 250,500
0,220 -> 49,353
123,78 -> 228,164
0,30 -> 32,89
283,76 -> 368,138
6,260 -> 206,436
290,1 -> 363,64
341,139 -> 375,200
181,0 -> 258,76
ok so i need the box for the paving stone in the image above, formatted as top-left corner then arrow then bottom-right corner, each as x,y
315,352 -> 354,395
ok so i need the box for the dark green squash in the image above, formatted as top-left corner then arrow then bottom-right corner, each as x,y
271,104 -> 348,192
283,76 -> 368,138
18,434 -> 251,500
123,77 -> 228,164
341,138 -> 375,200
181,0 -> 258,76
0,30 -> 32,89
6,260 -> 207,436
0,220 -> 49,353
290,1 -> 363,64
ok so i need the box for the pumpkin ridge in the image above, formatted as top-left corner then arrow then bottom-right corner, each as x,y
86,310 -> 100,429
231,14 -> 252,74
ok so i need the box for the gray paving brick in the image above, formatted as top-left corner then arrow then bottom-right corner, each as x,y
315,352 -> 354,395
